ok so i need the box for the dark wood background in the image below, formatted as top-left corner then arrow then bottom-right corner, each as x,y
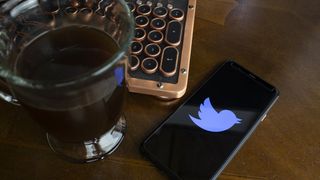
0,0 -> 319,179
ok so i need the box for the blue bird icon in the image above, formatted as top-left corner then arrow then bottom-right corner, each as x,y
189,97 -> 241,132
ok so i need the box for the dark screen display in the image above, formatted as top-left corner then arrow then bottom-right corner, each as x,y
142,61 -> 279,180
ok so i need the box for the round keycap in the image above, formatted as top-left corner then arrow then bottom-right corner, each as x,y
79,8 -> 92,15
148,30 -> 163,43
131,41 -> 143,54
146,1 -> 153,6
153,6 -> 168,18
135,15 -> 149,27
169,8 -> 184,21
145,43 -> 161,57
136,0 -> 142,5
127,2 -> 136,12
79,8 -> 93,21
141,58 -> 158,74
129,55 -> 140,71
64,7 -> 78,15
134,28 -> 146,41
137,4 -> 151,15
150,18 -> 166,30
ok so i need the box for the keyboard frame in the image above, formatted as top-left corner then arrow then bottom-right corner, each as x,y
126,0 -> 197,99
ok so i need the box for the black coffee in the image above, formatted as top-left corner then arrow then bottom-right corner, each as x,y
16,26 -> 118,81
14,26 -> 125,142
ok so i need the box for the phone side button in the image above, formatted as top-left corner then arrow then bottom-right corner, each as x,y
261,114 -> 267,122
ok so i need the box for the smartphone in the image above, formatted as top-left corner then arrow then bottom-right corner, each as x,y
125,0 -> 197,99
140,60 -> 279,180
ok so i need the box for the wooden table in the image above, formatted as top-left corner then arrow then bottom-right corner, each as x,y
0,0 -> 319,179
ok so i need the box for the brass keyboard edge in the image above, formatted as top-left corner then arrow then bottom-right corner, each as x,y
126,0 -> 197,99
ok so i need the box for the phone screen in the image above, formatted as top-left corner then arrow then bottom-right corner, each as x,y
142,61 -> 279,179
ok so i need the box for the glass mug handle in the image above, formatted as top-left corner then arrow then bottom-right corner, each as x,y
0,78 -> 20,106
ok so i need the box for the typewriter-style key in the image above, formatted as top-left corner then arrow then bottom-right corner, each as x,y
169,8 -> 184,21
39,0 -> 60,13
79,7 -> 92,14
141,58 -> 158,74
146,1 -> 153,6
127,2 -> 136,12
148,30 -> 163,43
156,2 -> 163,7
150,18 -> 166,30
136,0 -> 142,5
137,4 -> 151,15
129,55 -> 140,71
145,43 -> 161,57
69,0 -> 80,8
79,8 -> 93,22
131,41 -> 143,55
135,15 -> 149,27
165,20 -> 182,46
64,6 -> 78,19
167,3 -> 173,10
160,47 -> 179,77
153,6 -> 168,18
134,28 -> 146,41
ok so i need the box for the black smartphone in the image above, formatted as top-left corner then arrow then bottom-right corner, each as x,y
140,60 -> 279,180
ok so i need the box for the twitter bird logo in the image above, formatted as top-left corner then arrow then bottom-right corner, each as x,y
189,97 -> 241,132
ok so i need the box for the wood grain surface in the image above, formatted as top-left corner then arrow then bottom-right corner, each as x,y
0,0 -> 319,179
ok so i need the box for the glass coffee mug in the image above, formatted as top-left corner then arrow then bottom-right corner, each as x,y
0,0 -> 134,162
